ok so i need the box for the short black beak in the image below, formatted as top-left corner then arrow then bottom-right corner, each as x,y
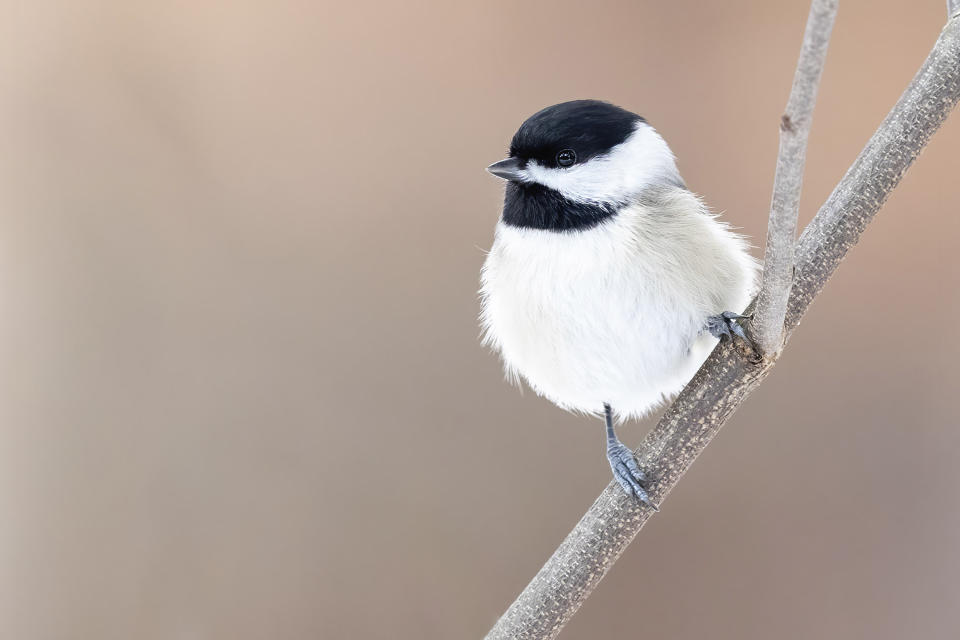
486,157 -> 526,182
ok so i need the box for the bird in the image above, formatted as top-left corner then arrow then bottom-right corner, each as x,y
479,100 -> 756,507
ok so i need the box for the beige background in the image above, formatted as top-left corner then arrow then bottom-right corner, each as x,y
2,1 -> 959,638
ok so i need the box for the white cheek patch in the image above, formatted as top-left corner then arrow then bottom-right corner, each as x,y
522,123 -> 682,205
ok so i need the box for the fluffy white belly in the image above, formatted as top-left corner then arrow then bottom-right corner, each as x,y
480,192 -> 755,420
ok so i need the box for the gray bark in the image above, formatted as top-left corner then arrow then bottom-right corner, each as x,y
753,0 -> 837,357
486,13 -> 960,640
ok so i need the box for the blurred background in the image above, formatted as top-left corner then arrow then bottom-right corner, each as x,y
1,1 -> 959,638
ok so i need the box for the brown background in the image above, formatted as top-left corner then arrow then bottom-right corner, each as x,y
2,1 -> 959,638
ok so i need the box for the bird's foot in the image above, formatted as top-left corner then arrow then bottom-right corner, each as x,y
607,441 -> 657,510
706,311 -> 754,345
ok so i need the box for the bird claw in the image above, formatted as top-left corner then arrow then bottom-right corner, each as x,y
607,442 -> 658,510
706,311 -> 754,347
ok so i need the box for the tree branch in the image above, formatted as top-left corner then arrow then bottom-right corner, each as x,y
753,0 -> 837,357
486,13 -> 960,640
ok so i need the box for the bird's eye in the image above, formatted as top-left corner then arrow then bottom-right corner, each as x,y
556,149 -> 577,167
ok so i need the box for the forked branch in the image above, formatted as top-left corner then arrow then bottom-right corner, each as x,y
486,8 -> 960,640
753,0 -> 837,357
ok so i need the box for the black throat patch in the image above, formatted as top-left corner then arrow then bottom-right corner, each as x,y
501,181 -> 617,232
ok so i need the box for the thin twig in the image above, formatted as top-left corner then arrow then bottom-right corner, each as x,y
486,13 -> 960,640
753,0 -> 837,358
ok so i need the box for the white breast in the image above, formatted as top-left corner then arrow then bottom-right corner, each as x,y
479,188 -> 756,421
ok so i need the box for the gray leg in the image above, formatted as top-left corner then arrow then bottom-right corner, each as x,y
706,311 -> 753,345
604,404 -> 657,510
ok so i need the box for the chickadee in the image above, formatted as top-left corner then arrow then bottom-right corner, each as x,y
480,100 -> 756,506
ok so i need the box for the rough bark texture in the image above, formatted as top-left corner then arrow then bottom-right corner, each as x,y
485,14 -> 960,640
753,0 -> 837,357
950,0 -> 960,19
